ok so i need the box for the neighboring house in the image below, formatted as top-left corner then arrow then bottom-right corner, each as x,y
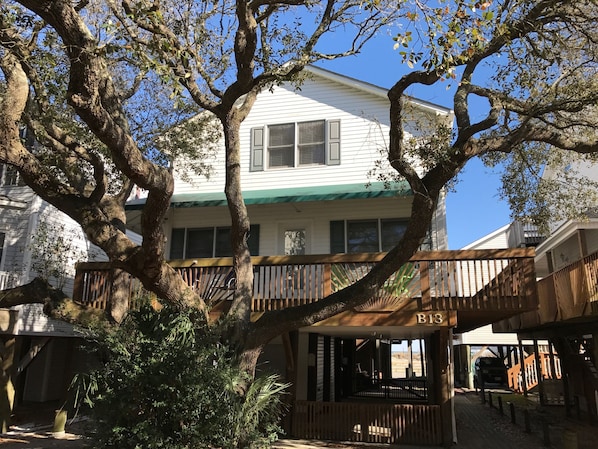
532,160 -> 598,278
494,161 -> 598,416
0,165 -> 138,413
79,66 -> 537,446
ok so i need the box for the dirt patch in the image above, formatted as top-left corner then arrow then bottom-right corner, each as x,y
1,418 -> 91,449
0,431 -> 89,449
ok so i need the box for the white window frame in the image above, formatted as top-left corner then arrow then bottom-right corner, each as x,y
0,164 -> 23,186
250,119 -> 340,171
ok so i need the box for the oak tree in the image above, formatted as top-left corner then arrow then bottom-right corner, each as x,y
0,0 -> 597,376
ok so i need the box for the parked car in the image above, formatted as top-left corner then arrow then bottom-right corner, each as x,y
474,357 -> 508,386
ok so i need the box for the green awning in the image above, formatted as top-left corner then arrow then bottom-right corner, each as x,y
126,181 -> 411,210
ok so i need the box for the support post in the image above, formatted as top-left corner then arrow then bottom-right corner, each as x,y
534,339 -> 545,405
548,342 -> 558,380
0,336 -> 17,433
434,329 -> 454,447
542,418 -> 551,446
524,409 -> 531,433
282,331 -> 298,434
519,340 -> 528,397
420,338 -> 426,378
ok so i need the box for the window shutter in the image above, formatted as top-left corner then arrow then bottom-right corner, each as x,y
326,120 -> 341,165
329,221 -> 345,253
250,127 -> 265,172
170,228 -> 186,259
248,224 -> 260,255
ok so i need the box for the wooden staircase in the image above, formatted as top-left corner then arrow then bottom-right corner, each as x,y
508,352 -> 562,401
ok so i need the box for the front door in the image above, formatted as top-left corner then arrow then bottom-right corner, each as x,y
278,221 -> 312,255
284,229 -> 306,255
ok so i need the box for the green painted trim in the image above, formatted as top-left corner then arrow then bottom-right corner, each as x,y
126,181 -> 411,210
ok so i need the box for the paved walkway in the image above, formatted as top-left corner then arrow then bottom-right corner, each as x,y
440,390 -> 547,449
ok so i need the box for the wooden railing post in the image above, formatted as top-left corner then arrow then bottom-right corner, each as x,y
73,265 -> 84,303
323,264 -> 332,297
420,262 -> 431,310
522,256 -> 538,310
519,341 -> 528,396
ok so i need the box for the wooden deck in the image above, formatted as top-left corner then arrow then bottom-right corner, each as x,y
494,249 -> 598,332
69,249 -> 536,446
74,249 -> 537,318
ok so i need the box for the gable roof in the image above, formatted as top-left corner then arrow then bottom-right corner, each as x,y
305,65 -> 453,117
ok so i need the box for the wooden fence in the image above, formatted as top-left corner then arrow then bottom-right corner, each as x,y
292,400 -> 441,445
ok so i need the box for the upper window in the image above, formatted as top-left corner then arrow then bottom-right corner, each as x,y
170,225 -> 260,259
250,119 -> 340,171
330,219 -> 432,253
0,164 -> 24,187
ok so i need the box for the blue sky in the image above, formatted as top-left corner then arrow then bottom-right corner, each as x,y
316,38 -> 512,250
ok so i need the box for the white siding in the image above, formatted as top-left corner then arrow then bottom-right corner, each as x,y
434,190 -> 449,250
166,196 -> 415,256
456,325 -> 519,345
0,187 -> 36,275
552,235 -> 581,271
33,201 -> 98,296
0,184 -> 135,298
0,185 -> 119,337
161,69 -> 452,257
11,304 -> 79,337
173,74 -> 436,194
462,223 -> 520,250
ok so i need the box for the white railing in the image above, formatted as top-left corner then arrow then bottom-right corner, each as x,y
0,271 -> 24,291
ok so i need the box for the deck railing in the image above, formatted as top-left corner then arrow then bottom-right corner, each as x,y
0,271 -> 23,290
74,249 -> 537,313
549,250 -> 598,320
354,378 -> 429,401
508,352 -> 563,404
292,400 -> 441,445
508,352 -> 562,393
495,249 -> 598,332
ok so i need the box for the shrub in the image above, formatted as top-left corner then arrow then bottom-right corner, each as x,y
76,305 -> 287,449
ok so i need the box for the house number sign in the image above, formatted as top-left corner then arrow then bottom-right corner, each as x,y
416,312 -> 445,325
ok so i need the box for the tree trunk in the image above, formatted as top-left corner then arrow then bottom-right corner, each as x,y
220,111 -> 254,345
238,346 -> 263,379
0,336 -> 17,433
109,268 -> 130,324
